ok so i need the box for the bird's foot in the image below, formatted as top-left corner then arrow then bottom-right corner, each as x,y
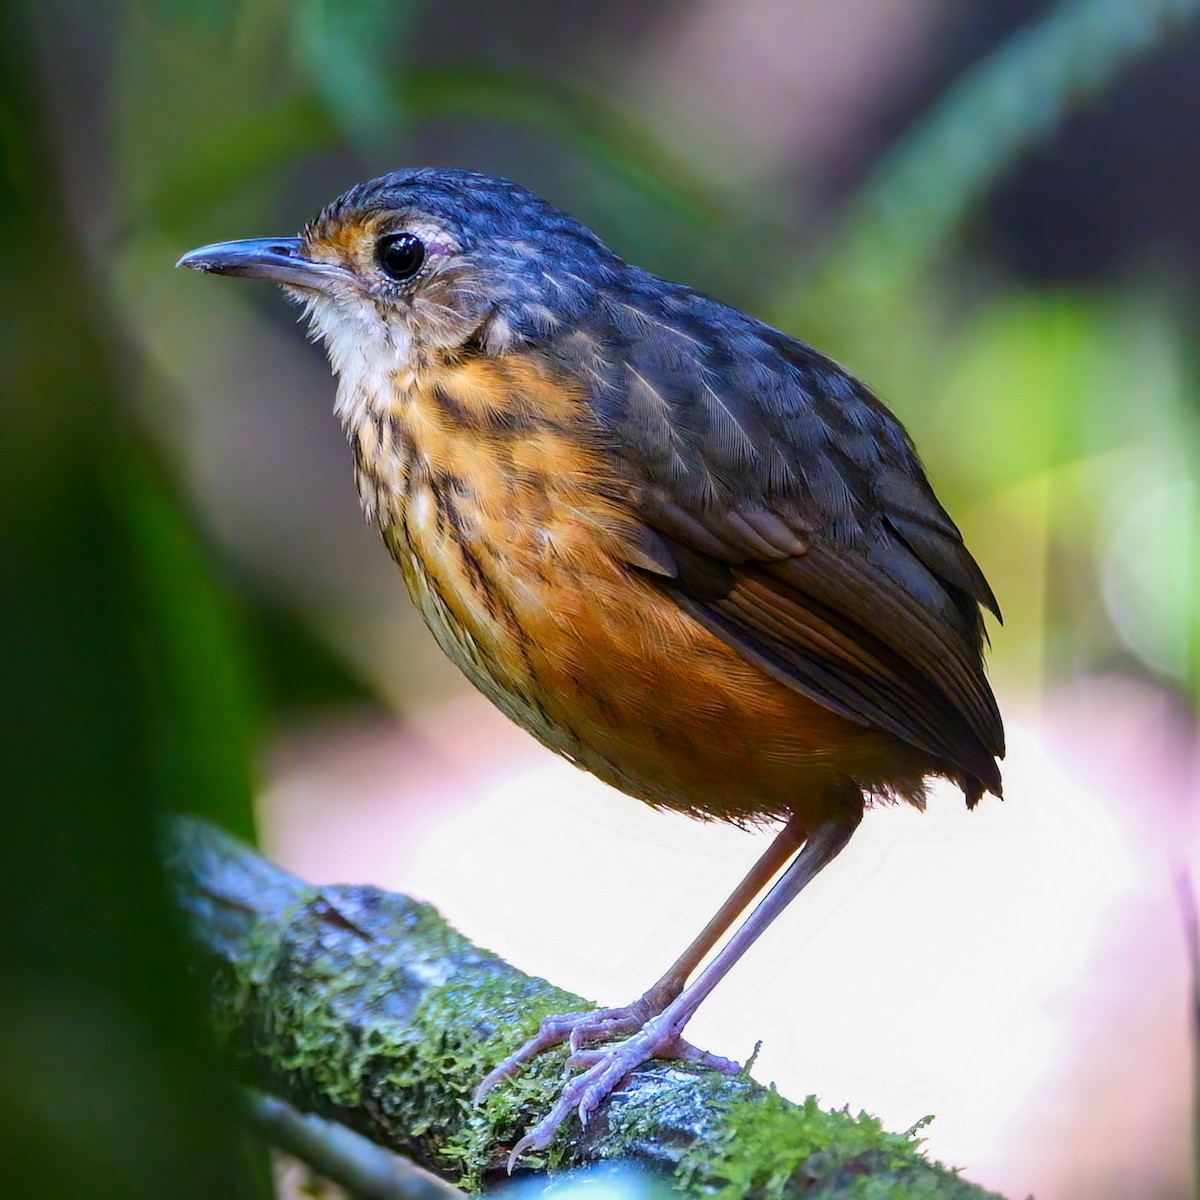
498,1009 -> 739,1169
473,992 -> 734,1107
474,998 -> 740,1171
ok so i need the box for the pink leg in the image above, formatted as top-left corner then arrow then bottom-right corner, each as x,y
642,813 -> 810,1004
473,816 -> 808,1105
504,815 -> 861,1168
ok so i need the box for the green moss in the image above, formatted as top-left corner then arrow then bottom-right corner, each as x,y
203,887 -> 606,1192
681,1089 -> 986,1200
411,974 -> 589,1190
211,904 -> 384,1109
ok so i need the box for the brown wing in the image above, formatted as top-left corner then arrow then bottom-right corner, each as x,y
551,270 -> 1004,800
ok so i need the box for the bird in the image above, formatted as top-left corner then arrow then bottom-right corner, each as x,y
178,167 -> 1003,1162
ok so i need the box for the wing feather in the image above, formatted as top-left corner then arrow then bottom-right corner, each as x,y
546,269 -> 1004,798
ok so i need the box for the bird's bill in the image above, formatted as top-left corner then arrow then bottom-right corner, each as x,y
176,237 -> 344,291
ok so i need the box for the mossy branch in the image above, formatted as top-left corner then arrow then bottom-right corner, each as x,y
164,815 -> 1005,1199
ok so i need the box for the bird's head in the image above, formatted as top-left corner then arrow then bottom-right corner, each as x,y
177,168 -> 623,387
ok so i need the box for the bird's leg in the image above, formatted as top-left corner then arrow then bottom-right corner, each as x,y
641,812 -> 811,1009
504,815 -> 860,1167
473,815 -> 808,1105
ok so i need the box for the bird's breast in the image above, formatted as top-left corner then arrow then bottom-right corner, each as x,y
345,351 -> 640,756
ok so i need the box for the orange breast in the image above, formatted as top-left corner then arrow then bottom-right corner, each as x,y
354,352 -> 932,826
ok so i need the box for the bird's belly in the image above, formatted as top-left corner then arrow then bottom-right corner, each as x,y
385,485 -> 928,826
499,562 -> 924,824
392,531 -> 573,754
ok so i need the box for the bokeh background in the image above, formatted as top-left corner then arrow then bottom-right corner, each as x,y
4,1 -> 1199,1198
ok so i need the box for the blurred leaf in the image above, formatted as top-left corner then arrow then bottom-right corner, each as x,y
1,6 -> 267,1193
137,94 -> 333,231
245,594 -> 380,718
931,293 -> 1144,486
114,0 -> 294,224
121,457 -> 260,841
1103,479 -> 1199,685
142,66 -> 731,236
779,0 -> 1200,316
929,289 -> 1198,692
292,0 -> 416,148
397,67 -> 732,230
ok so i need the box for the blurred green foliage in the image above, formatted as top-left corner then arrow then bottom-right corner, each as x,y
3,0 -> 1198,1195
780,0 -> 1200,702
2,6 -> 266,1195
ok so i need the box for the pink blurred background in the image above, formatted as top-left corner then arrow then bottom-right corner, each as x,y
259,675 -> 1196,1199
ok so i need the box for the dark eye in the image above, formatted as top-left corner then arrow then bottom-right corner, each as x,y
377,232 -> 425,282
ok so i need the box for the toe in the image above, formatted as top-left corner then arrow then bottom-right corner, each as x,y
475,1009 -> 600,1104
669,1038 -> 741,1074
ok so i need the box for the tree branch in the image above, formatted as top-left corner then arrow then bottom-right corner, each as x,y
245,1090 -> 465,1200
164,815 -> 1005,1198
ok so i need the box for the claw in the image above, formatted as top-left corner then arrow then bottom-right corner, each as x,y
473,1062 -> 514,1107
506,1136 -> 535,1174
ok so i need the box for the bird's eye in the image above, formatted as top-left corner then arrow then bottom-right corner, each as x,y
377,232 -> 425,282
